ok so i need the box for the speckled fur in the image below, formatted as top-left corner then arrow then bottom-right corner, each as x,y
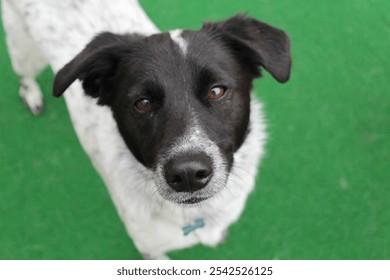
2,0 -> 266,259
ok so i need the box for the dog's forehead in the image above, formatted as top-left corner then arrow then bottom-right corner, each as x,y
129,29 -> 233,84
169,29 -> 188,55
139,29 -> 229,65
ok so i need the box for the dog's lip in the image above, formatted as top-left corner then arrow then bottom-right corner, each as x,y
179,197 -> 210,204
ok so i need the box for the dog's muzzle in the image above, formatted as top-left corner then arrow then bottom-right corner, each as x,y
155,124 -> 228,205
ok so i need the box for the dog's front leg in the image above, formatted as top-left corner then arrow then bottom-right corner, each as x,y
141,253 -> 170,260
2,0 -> 47,115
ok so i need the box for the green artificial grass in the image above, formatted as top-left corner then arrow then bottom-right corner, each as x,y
0,0 -> 389,259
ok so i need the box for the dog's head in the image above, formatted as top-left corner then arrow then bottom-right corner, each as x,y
53,15 -> 291,205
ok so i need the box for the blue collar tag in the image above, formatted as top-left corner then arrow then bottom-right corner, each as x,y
182,218 -> 205,236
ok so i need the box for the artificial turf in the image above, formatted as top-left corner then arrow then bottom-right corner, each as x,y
0,0 -> 389,259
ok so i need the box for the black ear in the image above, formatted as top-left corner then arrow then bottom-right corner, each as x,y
203,14 -> 291,83
53,32 -> 141,105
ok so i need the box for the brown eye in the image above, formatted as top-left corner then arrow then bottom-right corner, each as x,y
135,98 -> 152,112
208,86 -> 226,100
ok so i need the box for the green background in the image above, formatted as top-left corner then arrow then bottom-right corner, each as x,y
0,0 -> 389,259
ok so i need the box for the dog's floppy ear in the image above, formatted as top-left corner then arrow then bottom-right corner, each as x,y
53,32 -> 141,105
203,14 -> 291,82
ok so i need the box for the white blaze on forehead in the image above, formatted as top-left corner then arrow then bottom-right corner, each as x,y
169,29 -> 188,55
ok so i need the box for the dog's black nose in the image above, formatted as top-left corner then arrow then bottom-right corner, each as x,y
164,153 -> 213,192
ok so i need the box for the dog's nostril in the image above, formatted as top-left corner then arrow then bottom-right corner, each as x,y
171,175 -> 182,186
195,170 -> 210,180
195,170 -> 205,180
164,153 -> 213,193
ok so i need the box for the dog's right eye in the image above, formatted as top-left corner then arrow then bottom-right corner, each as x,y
208,86 -> 226,101
134,98 -> 152,113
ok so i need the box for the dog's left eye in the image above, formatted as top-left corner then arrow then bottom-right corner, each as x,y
134,98 -> 152,112
208,86 -> 226,100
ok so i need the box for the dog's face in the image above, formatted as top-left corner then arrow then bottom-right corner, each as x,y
54,15 -> 291,205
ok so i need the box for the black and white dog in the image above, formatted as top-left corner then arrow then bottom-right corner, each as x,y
2,0 -> 291,259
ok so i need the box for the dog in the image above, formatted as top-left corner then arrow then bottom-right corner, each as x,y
2,0 -> 291,259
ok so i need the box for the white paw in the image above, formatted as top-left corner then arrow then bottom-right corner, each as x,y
19,78 -> 44,115
200,228 -> 229,247
142,253 -> 170,260
218,229 -> 229,244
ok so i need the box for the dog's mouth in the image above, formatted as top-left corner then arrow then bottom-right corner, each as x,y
178,196 -> 210,204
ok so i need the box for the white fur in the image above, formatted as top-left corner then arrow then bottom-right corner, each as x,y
2,0 -> 267,259
169,29 -> 188,55
19,77 -> 44,115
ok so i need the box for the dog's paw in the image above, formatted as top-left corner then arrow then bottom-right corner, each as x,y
19,77 -> 44,115
218,229 -> 229,244
200,228 -> 229,247
142,252 -> 170,260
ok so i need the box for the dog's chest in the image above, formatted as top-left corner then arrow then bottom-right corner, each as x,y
128,199 -> 238,251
